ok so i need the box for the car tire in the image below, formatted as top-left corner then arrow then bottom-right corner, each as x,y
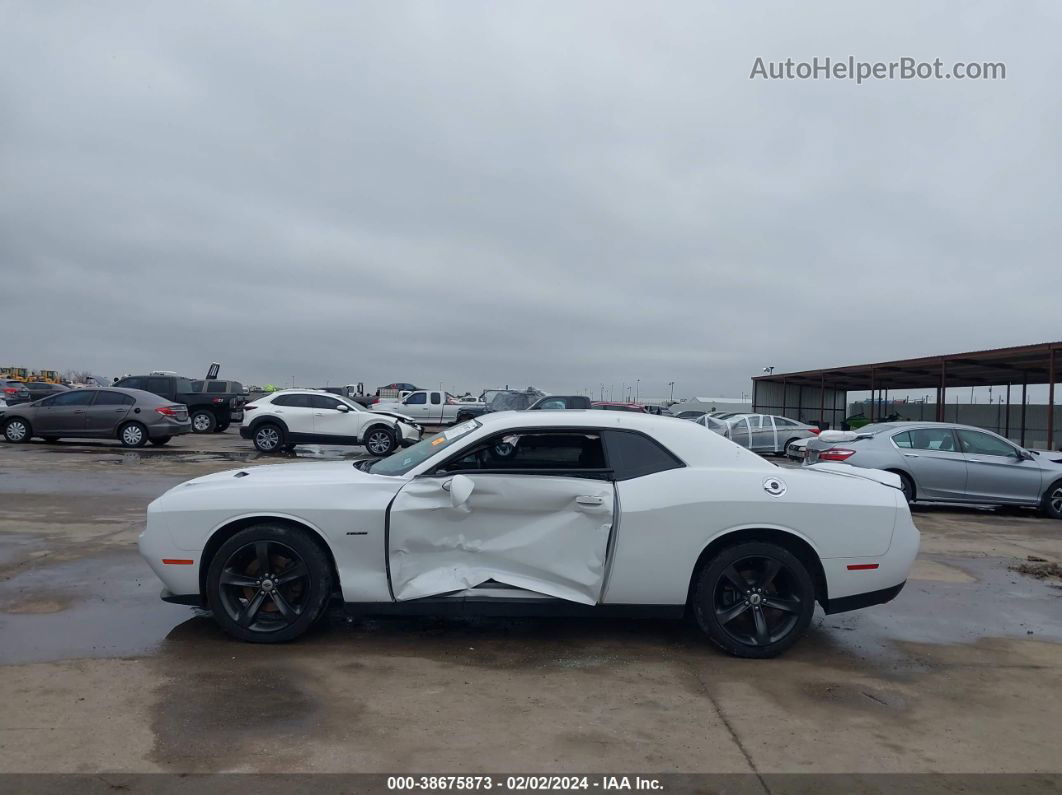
692,541 -> 815,659
118,422 -> 149,448
891,471 -> 916,505
150,436 -> 172,446
782,437 -> 800,456
252,423 -> 285,453
215,422 -> 230,433
363,426 -> 396,456
1041,479 -> 1062,520
3,418 -> 32,443
206,523 -> 334,643
191,410 -> 217,434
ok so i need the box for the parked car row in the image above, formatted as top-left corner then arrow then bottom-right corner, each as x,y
802,422 -> 1062,518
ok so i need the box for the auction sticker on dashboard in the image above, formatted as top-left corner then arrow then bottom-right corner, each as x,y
444,420 -> 477,441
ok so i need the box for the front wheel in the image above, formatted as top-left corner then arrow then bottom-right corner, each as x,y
191,410 -> 217,434
215,422 -> 230,433
363,426 -> 396,456
1042,480 -> 1062,520
150,436 -> 172,446
206,524 -> 334,643
892,471 -> 915,505
692,541 -> 815,659
252,423 -> 284,453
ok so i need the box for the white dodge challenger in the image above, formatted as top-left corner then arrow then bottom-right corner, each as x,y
140,411 -> 919,657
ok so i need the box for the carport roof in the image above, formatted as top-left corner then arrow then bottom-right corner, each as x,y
753,341 -> 1062,391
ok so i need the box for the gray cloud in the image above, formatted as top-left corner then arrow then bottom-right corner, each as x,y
2,1 -> 1060,399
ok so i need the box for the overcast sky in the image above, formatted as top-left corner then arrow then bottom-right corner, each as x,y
2,1 -> 1060,399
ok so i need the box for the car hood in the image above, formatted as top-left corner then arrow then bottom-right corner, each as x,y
170,460 -> 405,493
369,409 -> 416,424
1030,449 -> 1062,467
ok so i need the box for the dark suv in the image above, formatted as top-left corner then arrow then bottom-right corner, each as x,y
1,380 -> 32,405
113,374 -> 245,433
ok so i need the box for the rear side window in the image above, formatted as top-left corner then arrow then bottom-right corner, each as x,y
207,381 -> 228,393
430,392 -> 441,405
272,394 -> 311,408
95,391 -> 135,406
118,377 -> 145,390
774,417 -> 797,427
146,377 -> 170,394
602,430 -> 683,480
892,431 -> 913,449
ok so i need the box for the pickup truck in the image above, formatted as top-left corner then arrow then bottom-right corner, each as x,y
371,389 -> 476,425
112,374 -> 245,433
450,388 -> 547,423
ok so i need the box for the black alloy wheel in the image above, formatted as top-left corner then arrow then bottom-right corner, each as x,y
694,541 -> 815,658
206,525 -> 332,643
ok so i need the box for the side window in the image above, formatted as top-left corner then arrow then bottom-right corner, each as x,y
430,392 -> 441,405
52,390 -> 96,407
309,395 -> 343,410
94,391 -> 135,406
603,431 -> 683,480
273,394 -> 310,408
37,395 -> 60,407
207,381 -> 227,393
910,428 -> 957,452
958,430 -> 1017,457
892,431 -> 913,449
146,377 -> 170,395
538,398 -> 566,410
119,377 -> 144,390
406,392 -> 427,405
439,432 -> 607,475
774,417 -> 797,427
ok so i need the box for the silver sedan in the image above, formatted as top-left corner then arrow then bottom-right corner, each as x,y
696,413 -> 819,455
804,421 -> 1062,518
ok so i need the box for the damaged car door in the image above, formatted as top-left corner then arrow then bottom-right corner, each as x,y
387,430 -> 615,604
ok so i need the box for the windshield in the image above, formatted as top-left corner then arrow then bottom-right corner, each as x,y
368,420 -> 480,476
337,395 -> 365,412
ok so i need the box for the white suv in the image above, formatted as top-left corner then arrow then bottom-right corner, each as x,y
240,390 -> 421,454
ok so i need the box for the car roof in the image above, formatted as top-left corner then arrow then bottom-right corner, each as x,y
861,421 -> 1008,434
461,410 -> 774,470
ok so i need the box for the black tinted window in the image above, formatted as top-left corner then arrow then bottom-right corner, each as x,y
892,431 -> 913,449
958,430 -> 1016,457
207,381 -> 228,393
910,428 -> 957,452
146,377 -> 170,394
94,391 -> 136,406
603,430 -> 683,480
309,395 -> 343,410
272,394 -> 310,408
441,432 -> 606,474
118,377 -> 145,390
405,393 -> 426,405
52,390 -> 96,407
430,392 -> 441,405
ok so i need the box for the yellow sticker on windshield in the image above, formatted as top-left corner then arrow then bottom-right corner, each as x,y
431,436 -> 445,446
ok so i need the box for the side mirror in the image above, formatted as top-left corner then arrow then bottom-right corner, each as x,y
336,404 -> 350,412
443,474 -> 475,508
1018,449 -> 1034,461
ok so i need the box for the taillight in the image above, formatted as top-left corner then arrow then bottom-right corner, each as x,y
155,406 -> 180,417
244,405 -> 257,412
3,388 -> 15,394
370,397 -> 379,404
809,428 -> 821,435
212,397 -> 224,404
818,448 -> 856,462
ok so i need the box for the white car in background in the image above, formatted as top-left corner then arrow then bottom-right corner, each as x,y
142,411 -> 918,658
239,389 -> 421,455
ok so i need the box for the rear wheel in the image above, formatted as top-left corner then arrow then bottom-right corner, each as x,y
150,436 -> 172,446
252,423 -> 284,453
692,541 -> 815,659
1042,480 -> 1062,520
191,410 -> 217,434
118,422 -> 148,448
3,418 -> 31,443
206,524 -> 333,643
215,422 -> 230,433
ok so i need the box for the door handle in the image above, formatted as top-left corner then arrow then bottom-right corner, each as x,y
967,458 -> 981,463
314,412 -> 324,417
575,495 -> 604,506
903,453 -> 919,458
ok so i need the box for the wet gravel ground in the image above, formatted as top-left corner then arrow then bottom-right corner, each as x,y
1,431 -> 1061,774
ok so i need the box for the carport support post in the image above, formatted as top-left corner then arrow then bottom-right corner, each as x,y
1049,348 -> 1056,450
869,369 -> 876,421
938,361 -> 947,422
819,374 -> 825,426
1020,373 -> 1027,448
781,377 -> 787,417
1005,383 -> 1011,438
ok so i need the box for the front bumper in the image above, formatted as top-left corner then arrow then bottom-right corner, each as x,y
239,425 -> 253,440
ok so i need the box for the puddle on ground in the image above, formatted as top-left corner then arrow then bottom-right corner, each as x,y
0,549 -> 190,664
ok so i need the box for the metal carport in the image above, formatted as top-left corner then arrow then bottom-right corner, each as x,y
751,341 -> 1061,449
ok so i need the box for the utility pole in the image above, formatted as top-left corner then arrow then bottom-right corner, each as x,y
636,379 -> 640,402
668,381 -> 675,403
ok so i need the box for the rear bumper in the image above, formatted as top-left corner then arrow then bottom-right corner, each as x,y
161,588 -> 203,607
152,419 -> 191,437
239,425 -> 254,439
824,581 -> 906,615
